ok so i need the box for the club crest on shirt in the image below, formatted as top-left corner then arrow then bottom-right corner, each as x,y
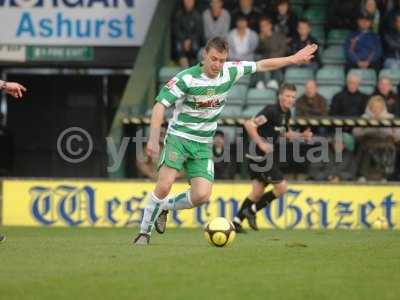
168,151 -> 178,162
206,88 -> 215,97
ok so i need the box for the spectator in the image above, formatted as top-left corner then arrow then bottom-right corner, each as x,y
213,131 -> 236,179
383,13 -> 400,69
203,0 -> 231,40
327,0 -> 360,30
289,19 -> 319,70
361,0 -> 381,33
231,0 -> 263,32
307,133 -> 357,182
373,77 -> 400,116
254,16 -> 287,87
344,13 -> 382,71
330,73 -> 368,117
227,16 -> 258,61
173,0 -> 204,67
272,0 -> 298,39
384,0 -> 400,32
296,80 -> 328,117
353,95 -> 400,180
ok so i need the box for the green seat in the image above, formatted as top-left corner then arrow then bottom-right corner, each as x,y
349,68 -> 377,87
307,0 -> 329,6
359,85 -> 375,95
316,66 -> 345,86
318,85 -> 343,104
290,0 -> 306,5
311,25 -> 326,46
242,104 -> 266,118
321,46 -> 346,65
159,66 -> 182,83
227,85 -> 248,104
221,104 -> 243,117
246,88 -> 277,105
327,29 -> 351,46
302,7 -> 327,25
379,69 -> 400,86
284,67 -> 315,85
295,85 -> 305,98
292,4 -> 304,17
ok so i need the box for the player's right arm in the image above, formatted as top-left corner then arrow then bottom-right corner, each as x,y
146,103 -> 165,159
147,74 -> 188,158
244,116 -> 273,154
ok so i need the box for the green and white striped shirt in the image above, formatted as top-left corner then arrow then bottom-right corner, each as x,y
156,61 -> 257,143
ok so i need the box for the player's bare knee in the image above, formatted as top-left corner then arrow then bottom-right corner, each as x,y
192,189 -> 211,205
154,182 -> 173,199
274,181 -> 288,197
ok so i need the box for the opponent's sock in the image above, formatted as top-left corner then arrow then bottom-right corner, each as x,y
162,190 -> 194,211
251,191 -> 277,213
234,198 -> 253,224
139,192 -> 166,235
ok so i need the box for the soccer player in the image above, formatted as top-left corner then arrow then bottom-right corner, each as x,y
133,37 -> 317,245
233,83 -> 313,232
0,79 -> 26,243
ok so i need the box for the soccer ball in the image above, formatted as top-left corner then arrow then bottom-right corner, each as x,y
204,217 -> 236,247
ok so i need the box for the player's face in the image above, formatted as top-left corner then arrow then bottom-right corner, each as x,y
279,89 -> 297,111
203,48 -> 228,78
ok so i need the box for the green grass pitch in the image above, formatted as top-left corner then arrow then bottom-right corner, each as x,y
0,227 -> 399,300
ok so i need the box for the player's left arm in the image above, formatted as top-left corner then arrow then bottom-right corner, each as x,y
255,44 -> 318,72
0,80 -> 27,99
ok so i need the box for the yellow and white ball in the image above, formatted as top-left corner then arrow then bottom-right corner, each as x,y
204,217 -> 236,247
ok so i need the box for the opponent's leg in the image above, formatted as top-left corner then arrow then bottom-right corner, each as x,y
233,180 -> 266,232
243,180 -> 288,230
134,165 -> 178,245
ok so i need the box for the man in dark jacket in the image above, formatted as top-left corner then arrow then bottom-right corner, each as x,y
296,80 -> 328,117
289,18 -> 320,70
344,13 -> 382,71
383,13 -> 400,69
330,73 -> 368,117
173,0 -> 204,67
373,77 -> 400,116
231,0 -> 263,32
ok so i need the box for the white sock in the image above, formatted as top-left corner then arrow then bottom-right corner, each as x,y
162,190 -> 194,211
140,192 -> 165,235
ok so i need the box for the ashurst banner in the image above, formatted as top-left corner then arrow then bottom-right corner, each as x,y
0,0 -> 159,46
2,180 -> 399,229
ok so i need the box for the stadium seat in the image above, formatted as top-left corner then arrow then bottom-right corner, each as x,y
290,0 -> 305,4
227,85 -> 248,105
291,4 -> 304,17
246,88 -> 277,105
348,69 -> 377,87
220,104 -> 243,117
321,46 -> 346,65
159,66 -> 182,84
316,66 -> 345,86
308,0 -> 329,6
311,25 -> 326,46
379,68 -> 400,86
327,29 -> 351,46
318,85 -> 343,105
302,7 -> 327,25
359,85 -> 375,95
295,85 -> 305,98
236,75 -> 251,86
284,67 -> 314,85
242,104 -> 266,118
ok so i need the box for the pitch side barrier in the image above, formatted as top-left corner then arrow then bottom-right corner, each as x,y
0,178 -> 399,229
